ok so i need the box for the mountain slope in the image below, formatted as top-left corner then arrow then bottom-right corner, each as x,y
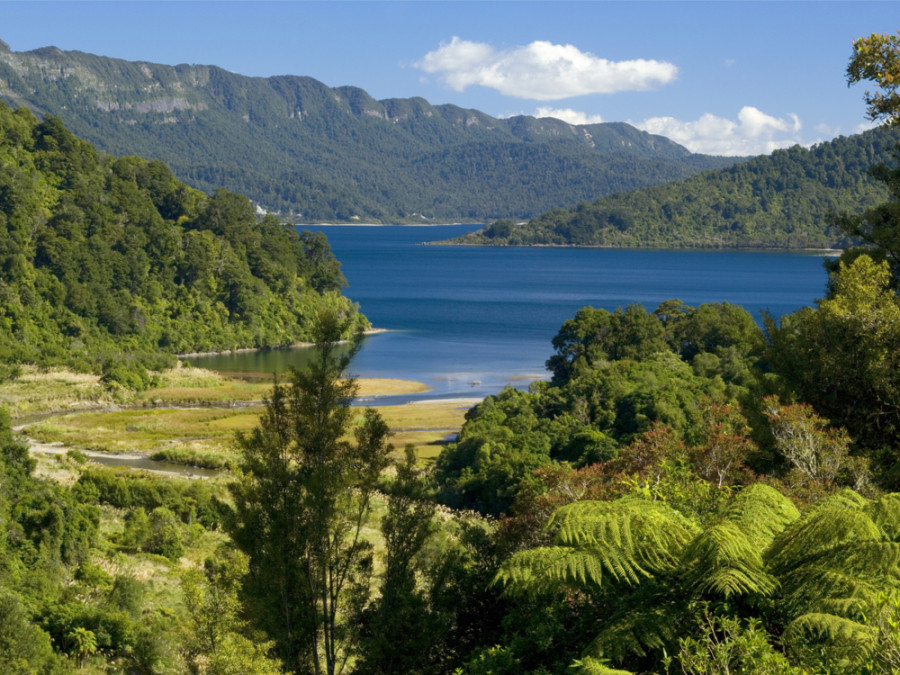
0,101 -> 363,378
0,40 -> 741,221
447,126 -> 900,249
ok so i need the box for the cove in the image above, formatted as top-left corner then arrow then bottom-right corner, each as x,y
187,225 -> 832,400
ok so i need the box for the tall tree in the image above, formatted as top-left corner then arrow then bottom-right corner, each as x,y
835,31 -> 900,281
226,310 -> 392,675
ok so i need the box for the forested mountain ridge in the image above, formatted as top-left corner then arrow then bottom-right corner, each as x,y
449,125 -> 900,249
0,40 -> 741,222
0,101 -> 363,381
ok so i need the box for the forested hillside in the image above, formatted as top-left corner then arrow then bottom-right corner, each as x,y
0,40 -> 740,221
0,102 -> 364,381
450,125 -> 900,248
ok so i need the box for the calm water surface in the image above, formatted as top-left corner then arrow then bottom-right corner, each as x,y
188,225 -> 832,399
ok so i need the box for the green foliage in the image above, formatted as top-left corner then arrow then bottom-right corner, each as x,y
356,447 -> 438,675
665,613 -> 803,675
65,626 -> 97,668
0,101 -> 365,376
181,546 -> 282,675
226,311 -> 392,674
494,484 -> 900,672
435,300 -> 764,516
847,32 -> 900,125
0,45 -> 739,222
145,506 -> 184,561
497,496 -> 698,594
0,593 -> 62,674
76,467 -> 221,527
448,126 -> 900,248
766,255 -> 900,458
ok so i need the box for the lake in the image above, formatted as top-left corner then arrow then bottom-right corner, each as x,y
187,225 -> 832,400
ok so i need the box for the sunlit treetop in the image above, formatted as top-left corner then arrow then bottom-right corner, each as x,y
848,31 -> 900,125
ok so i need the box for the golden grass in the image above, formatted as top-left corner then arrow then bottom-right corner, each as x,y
373,400 -> 471,463
356,378 -> 432,397
24,397 -> 471,467
140,373 -> 429,405
2,362 -> 433,416
0,365 -> 115,415
27,408 -> 262,456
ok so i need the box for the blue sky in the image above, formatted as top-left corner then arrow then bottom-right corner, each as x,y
2,1 -> 899,155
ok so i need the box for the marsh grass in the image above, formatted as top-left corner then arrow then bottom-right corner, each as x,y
375,401 -> 470,462
18,366 -> 467,471
27,408 -> 263,457
2,363 -> 433,416
0,365 -> 115,415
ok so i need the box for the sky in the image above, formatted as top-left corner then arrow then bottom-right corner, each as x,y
1,1 -> 899,156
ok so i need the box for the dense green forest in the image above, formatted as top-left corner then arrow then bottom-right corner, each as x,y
2,31 -> 900,675
3,265 -> 899,674
0,101 -> 364,382
449,125 -> 900,248
0,40 -> 739,222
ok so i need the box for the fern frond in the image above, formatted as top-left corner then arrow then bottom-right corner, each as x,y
549,497 -> 699,577
585,604 -> 679,662
720,483 -> 800,550
783,612 -> 875,662
813,596 -> 869,620
779,564 -> 892,618
813,540 -> 900,577
570,656 -> 635,675
495,546 -> 611,594
766,502 -> 882,577
681,520 -> 779,598
866,492 -> 900,541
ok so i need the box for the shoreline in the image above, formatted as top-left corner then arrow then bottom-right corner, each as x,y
177,328 -> 389,359
425,239 -> 845,254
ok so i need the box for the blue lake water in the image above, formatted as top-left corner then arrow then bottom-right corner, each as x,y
188,225 -> 832,400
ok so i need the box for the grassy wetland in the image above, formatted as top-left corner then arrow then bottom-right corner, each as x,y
8,364 -> 469,472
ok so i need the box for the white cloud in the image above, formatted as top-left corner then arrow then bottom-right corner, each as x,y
415,37 -> 677,101
534,107 -> 604,125
854,120 -> 880,134
633,106 -> 803,155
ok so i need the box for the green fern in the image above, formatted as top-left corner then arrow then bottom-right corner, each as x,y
585,603 -> 681,662
497,496 -> 698,594
783,612 -> 876,667
719,483 -> 800,550
680,520 -> 779,598
570,656 -> 635,674
766,492 -> 883,580
866,493 -> 900,541
498,484 -> 900,671
495,546 -> 612,593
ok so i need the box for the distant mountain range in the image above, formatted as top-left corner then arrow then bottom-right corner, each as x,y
0,39 -> 741,222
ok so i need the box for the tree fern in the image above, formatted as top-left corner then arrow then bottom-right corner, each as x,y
495,546 -> 612,593
766,490 -> 900,668
719,483 -> 800,550
585,602 -> 682,662
677,484 -> 796,600
680,520 -> 779,598
765,489 -> 882,580
496,496 -> 698,594
866,493 -> 900,541
783,612 -> 876,669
